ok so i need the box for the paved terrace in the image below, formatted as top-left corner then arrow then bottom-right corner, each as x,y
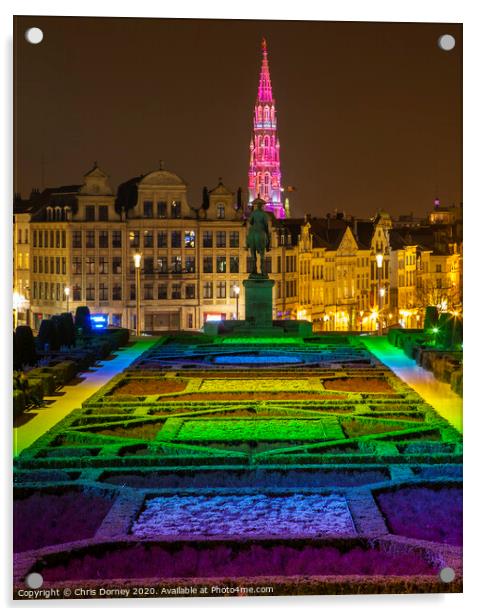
13,337 -> 158,456
362,336 -> 463,433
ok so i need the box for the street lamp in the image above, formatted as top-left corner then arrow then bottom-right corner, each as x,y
376,253 -> 383,335
64,286 -> 70,313
233,284 -> 240,319
133,253 -> 142,336
13,291 -> 25,329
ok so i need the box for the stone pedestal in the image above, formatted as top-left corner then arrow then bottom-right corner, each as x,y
243,278 -> 275,328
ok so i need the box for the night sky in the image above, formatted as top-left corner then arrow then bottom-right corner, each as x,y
14,16 -> 462,218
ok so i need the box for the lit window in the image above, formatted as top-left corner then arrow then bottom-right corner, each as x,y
216,203 -> 225,219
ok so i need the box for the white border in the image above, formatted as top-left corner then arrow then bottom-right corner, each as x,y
1,1 -> 480,614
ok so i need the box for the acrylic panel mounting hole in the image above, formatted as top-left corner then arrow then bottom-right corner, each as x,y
25,28 -> 43,45
438,34 -> 455,51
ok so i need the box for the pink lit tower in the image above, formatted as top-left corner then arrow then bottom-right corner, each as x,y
248,38 -> 286,219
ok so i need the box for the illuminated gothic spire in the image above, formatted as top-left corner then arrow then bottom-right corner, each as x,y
248,38 -> 285,219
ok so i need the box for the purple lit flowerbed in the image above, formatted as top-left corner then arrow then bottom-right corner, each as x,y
36,540 -> 438,582
14,489 -> 114,553
131,494 -> 356,538
375,485 -> 462,545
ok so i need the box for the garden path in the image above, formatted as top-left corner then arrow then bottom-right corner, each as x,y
362,336 -> 462,432
13,337 -> 158,456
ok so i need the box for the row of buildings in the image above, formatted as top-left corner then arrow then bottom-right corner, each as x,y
13,163 -> 462,333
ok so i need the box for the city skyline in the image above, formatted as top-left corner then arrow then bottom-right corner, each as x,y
14,17 -> 461,218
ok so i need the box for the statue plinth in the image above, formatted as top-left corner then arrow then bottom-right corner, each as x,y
243,277 -> 275,328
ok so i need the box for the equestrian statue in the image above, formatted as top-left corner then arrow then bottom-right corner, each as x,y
246,196 -> 271,278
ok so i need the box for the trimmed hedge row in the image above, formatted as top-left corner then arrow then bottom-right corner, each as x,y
13,321 -> 130,419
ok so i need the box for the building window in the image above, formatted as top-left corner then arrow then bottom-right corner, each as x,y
62,257 -> 66,274
203,256 -> 213,273
171,200 -> 181,218
38,258 -> 43,274
112,230 -> 122,248
157,256 -> 168,274
56,257 -> 61,274
216,256 -> 227,273
112,256 -> 122,274
203,231 -> 213,247
99,230 -> 109,248
229,281 -> 240,298
229,231 -> 239,247
216,203 -> 225,219
61,230 -> 66,248
229,256 -> 239,273
157,231 -> 168,248
33,230 -> 37,247
171,255 -> 182,273
216,281 -> 226,298
112,313 -> 122,326
144,284 -> 154,300
86,283 -> 95,301
185,230 -> 195,248
171,283 -> 182,300
129,230 -> 140,248
73,284 -> 81,301
436,264 -> 442,273
86,257 -> 95,274
49,230 -> 54,248
143,231 -> 153,248
216,231 -> 226,248
56,283 -> 61,301
72,230 -> 82,248
33,281 -> 37,299
203,281 -> 213,299
185,256 -> 196,273
130,283 -> 136,300
99,283 -> 108,301
143,201 -> 153,218
265,256 -> 272,274
157,201 -> 167,218
86,230 -> 95,248
171,230 -> 181,248
185,284 -> 196,299
99,257 -> 108,274
50,257 -> 54,273
158,284 -> 168,300
112,283 -> 122,301
144,257 -> 154,274
98,205 -> 108,221
55,230 -> 60,248
85,205 -> 95,221
33,256 -> 37,273
17,229 -> 22,243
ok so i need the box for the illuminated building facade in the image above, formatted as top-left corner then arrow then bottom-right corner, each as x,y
13,163 -> 462,333
248,38 -> 285,219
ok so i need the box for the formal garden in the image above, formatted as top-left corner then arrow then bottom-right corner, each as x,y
13,330 -> 462,596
